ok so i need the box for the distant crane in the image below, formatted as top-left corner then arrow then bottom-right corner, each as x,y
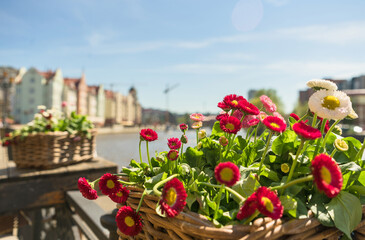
164,83 -> 179,128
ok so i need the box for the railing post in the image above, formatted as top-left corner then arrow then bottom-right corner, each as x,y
100,208 -> 118,240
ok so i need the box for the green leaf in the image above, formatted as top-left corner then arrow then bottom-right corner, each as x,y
144,172 -> 167,190
261,166 -> 280,182
339,162 -> 361,172
211,121 -> 224,137
232,174 -> 259,203
280,195 -> 297,218
272,130 -> 297,155
130,159 -> 141,169
185,147 -> 203,168
349,185 -> 365,196
326,191 -> 362,239
309,193 -> 334,227
186,192 -> 197,209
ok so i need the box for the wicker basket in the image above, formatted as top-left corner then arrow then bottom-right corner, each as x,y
117,184 -> 365,240
10,130 -> 97,169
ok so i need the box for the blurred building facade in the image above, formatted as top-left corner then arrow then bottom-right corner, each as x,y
298,76 -> 365,130
5,66 -> 141,126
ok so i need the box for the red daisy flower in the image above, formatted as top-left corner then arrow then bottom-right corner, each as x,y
293,121 -> 322,140
290,113 -> 300,121
260,95 -> 277,113
167,150 -> 179,161
167,137 -> 182,150
219,116 -> 241,134
256,187 -> 283,220
263,116 -> 286,133
190,113 -> 205,122
239,101 -> 260,115
99,173 -> 121,195
223,94 -> 246,109
159,178 -> 187,217
216,113 -> 229,121
236,192 -> 258,220
232,109 -> 244,121
179,123 -> 188,131
242,115 -> 259,128
78,177 -> 98,200
115,206 -> 143,236
311,154 -> 343,198
139,128 -> 158,142
214,162 -> 240,187
217,101 -> 231,111
2,140 -> 11,147
109,186 -> 130,203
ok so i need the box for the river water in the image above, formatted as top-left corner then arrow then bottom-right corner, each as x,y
96,129 -> 198,169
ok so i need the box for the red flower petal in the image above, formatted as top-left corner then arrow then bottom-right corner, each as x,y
263,116 -> 286,133
236,192 -> 258,220
99,173 -> 121,195
256,187 -> 283,220
109,186 -> 129,203
78,177 -> 98,200
293,121 -> 322,140
311,154 -> 343,198
115,206 -> 143,236
219,116 -> 241,134
140,128 -> 158,142
167,137 -> 182,150
214,162 -> 240,187
159,178 -> 187,217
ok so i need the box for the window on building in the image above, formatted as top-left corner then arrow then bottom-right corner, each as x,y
30,78 -> 35,83
29,98 -> 34,104
29,88 -> 35,94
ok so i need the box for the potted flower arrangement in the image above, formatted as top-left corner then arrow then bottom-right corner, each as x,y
1,106 -> 96,169
78,80 -> 365,240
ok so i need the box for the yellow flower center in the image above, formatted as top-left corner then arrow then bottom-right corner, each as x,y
116,191 -> 123,197
262,197 -> 274,213
124,216 -> 135,227
281,163 -> 290,173
231,100 -> 238,106
334,139 -> 349,152
166,188 -> 177,206
320,166 -> 332,184
107,179 -> 115,189
322,95 -> 340,110
169,152 -> 177,159
220,167 -> 234,182
270,122 -> 280,128
226,123 -> 235,131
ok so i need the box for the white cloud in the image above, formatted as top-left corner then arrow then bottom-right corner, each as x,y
265,60 -> 365,79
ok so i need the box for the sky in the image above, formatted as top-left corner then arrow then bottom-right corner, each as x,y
2,0 -> 365,114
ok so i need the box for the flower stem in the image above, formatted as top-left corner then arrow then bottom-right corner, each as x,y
146,141 -> 153,173
243,210 -> 260,225
321,119 -> 341,150
117,180 -> 138,185
313,119 -> 327,157
196,128 -> 199,145
286,140 -> 305,184
355,138 -> 365,166
245,126 -> 252,139
271,175 -> 313,191
298,112 -> 309,123
136,189 -> 147,213
330,149 -> 337,158
197,182 -> 245,203
214,184 -> 224,219
312,113 -> 317,127
258,131 -> 273,175
153,174 -> 179,197
223,134 -> 235,160
139,140 -> 143,163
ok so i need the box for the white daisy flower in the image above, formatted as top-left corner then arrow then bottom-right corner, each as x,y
37,105 -> 46,110
308,89 -> 352,120
307,79 -> 338,91
347,108 -> 358,119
